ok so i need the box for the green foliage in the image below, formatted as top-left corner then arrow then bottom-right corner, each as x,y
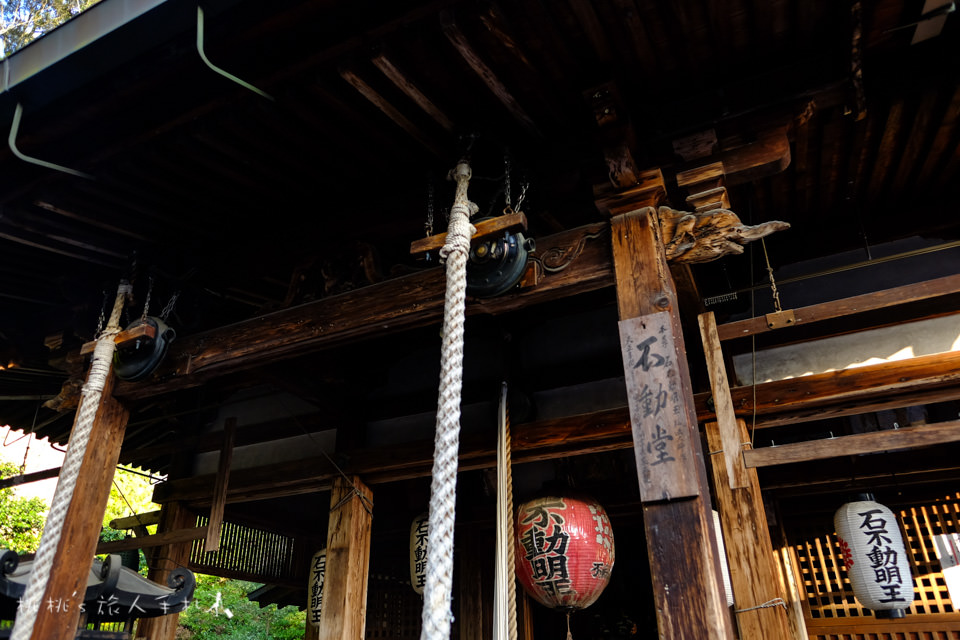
0,461 -> 47,553
176,575 -> 306,640
103,466 -> 159,529
1,0 -> 103,59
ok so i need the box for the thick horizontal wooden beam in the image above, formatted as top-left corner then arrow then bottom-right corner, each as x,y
114,222 -> 612,402
743,420 -> 960,468
717,274 -> 960,341
95,526 -> 208,554
109,509 -> 162,530
152,405 -> 633,506
409,211 -> 528,257
695,350 -> 960,427
0,466 -> 60,490
80,322 -> 156,355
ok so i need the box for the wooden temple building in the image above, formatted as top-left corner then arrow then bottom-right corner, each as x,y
1,0 -> 959,638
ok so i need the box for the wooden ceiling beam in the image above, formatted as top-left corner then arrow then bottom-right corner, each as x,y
113,222 -> 613,402
743,419 -> 960,468
152,405 -> 634,506
440,9 -> 541,137
371,48 -> 456,133
694,350 -> 960,425
717,273 -> 960,341
338,64 -> 447,158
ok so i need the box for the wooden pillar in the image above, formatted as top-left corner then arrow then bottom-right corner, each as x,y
318,475 -> 373,640
459,528 -> 485,640
135,501 -> 197,640
699,311 -> 792,638
705,419 -> 792,639
28,374 -> 130,640
611,206 -> 735,639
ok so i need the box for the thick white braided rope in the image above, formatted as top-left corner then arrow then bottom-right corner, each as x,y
11,282 -> 130,640
493,382 -> 518,640
420,161 -> 476,640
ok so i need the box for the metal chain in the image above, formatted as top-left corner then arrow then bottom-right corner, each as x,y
514,181 -> 529,214
504,150 -> 512,210
761,238 -> 783,313
426,177 -> 435,237
159,290 -> 180,322
140,276 -> 154,324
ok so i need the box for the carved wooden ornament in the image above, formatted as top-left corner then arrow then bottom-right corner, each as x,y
658,206 -> 790,264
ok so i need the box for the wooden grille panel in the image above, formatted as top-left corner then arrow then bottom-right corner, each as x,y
365,574 -> 422,640
188,516 -> 296,583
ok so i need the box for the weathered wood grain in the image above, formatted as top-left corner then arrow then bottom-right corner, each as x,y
611,206 -> 734,640
705,419 -> 792,639
204,417 -> 235,552
409,211 -> 527,257
699,312 -> 750,488
694,350 -> 960,424
716,274 -> 960,341
136,502 -> 202,640
743,419 -> 960,468
95,525 -> 208,554
32,374 -> 129,640
114,222 -> 614,402
318,476 -> 372,640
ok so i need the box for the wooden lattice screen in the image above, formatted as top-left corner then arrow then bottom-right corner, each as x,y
365,573 -> 423,640
189,515 -> 297,583
788,493 -> 960,639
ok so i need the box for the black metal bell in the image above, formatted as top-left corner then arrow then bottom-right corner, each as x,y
113,317 -> 176,382
466,222 -> 536,298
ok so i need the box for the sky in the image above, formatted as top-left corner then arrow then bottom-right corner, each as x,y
1,424 -> 66,504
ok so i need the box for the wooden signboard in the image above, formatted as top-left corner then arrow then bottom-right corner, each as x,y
619,312 -> 698,501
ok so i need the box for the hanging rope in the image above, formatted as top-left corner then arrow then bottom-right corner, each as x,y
420,160 -> 477,640
493,382 -> 518,640
11,280 -> 131,640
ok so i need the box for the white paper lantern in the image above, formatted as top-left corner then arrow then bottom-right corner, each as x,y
307,549 -> 326,628
834,497 -> 913,615
410,512 -> 429,595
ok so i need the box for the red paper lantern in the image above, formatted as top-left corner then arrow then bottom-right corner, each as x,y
514,495 -> 615,610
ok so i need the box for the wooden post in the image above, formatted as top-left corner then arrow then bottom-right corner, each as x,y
459,528 -> 485,640
611,206 -> 734,639
700,311 -> 792,638
28,373 -> 130,640
318,475 -> 373,640
134,501 -> 198,640
204,417 -> 236,552
705,419 -> 792,639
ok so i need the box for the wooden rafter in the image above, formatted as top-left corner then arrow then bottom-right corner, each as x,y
370,49 -> 455,132
439,9 -> 540,136
338,64 -> 445,157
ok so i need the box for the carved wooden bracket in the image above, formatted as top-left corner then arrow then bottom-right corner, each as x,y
659,206 -> 790,264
